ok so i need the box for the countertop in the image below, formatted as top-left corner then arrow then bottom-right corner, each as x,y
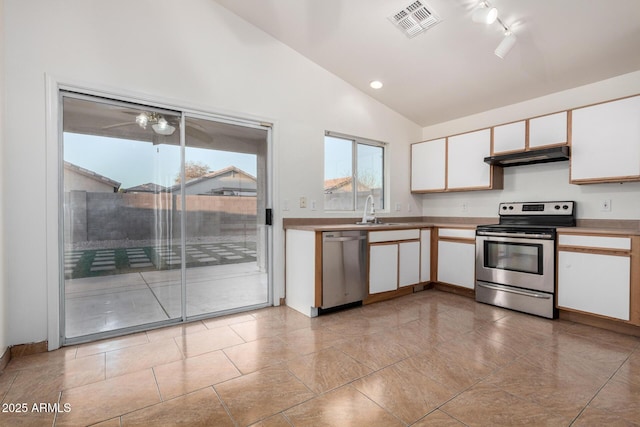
284,222 -> 477,232
558,226 -> 640,236
284,218 -> 640,235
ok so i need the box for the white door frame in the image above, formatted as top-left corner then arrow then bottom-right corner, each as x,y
45,76 -> 274,349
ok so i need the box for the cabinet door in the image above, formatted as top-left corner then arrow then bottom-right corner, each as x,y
529,111 -> 567,148
437,240 -> 475,289
369,244 -> 398,294
447,129 -> 491,189
493,121 -> 526,154
557,251 -> 630,320
571,95 -> 640,182
411,139 -> 446,192
420,229 -> 431,282
399,241 -> 420,287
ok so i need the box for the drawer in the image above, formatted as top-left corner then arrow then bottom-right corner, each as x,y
438,228 -> 476,240
558,234 -> 631,250
369,229 -> 420,243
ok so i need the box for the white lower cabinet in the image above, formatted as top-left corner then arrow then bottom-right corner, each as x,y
437,240 -> 475,289
557,251 -> 630,321
557,234 -> 632,321
368,229 -> 421,295
369,244 -> 398,294
420,229 -> 431,282
399,241 -> 420,287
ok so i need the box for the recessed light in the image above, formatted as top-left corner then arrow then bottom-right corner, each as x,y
370,80 -> 383,89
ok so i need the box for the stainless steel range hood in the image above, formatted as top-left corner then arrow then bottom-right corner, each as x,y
484,146 -> 570,167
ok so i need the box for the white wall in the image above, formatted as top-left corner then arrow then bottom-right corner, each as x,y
3,0 -> 421,346
420,71 -> 640,220
0,0 -> 8,360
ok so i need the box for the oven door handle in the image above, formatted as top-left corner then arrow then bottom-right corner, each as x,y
476,231 -> 553,239
476,282 -> 552,299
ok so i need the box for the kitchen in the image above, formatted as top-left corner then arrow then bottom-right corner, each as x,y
1,0 -> 640,425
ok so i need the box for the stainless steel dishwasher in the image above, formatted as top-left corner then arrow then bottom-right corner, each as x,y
321,230 -> 368,310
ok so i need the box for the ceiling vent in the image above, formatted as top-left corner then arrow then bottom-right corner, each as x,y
388,1 -> 441,38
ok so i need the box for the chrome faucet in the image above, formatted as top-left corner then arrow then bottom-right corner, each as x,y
361,194 -> 376,224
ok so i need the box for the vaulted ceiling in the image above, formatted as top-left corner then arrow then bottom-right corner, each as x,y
214,0 -> 640,126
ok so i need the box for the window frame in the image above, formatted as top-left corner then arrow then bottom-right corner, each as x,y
324,130 -> 387,213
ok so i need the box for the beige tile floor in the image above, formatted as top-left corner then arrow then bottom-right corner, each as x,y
65,262 -> 268,338
1,289 -> 639,426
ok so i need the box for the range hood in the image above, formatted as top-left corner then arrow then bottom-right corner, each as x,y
484,146 -> 570,167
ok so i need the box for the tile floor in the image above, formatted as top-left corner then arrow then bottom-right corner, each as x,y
1,289 -> 639,426
65,262 -> 268,338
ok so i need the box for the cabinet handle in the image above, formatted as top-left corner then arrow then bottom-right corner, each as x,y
477,282 -> 551,299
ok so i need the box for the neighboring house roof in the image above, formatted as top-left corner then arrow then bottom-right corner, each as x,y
123,183 -> 168,193
64,161 -> 121,190
324,176 -> 371,193
170,165 -> 257,195
188,165 -> 256,186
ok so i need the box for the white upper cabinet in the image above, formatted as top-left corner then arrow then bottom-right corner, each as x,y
447,129 -> 492,189
529,111 -> 568,148
411,138 -> 446,192
571,95 -> 640,183
493,120 -> 526,154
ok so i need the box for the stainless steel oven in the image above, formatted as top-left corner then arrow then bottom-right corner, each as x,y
475,201 -> 575,319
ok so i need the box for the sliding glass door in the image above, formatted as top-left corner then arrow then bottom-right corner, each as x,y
183,116 -> 269,317
61,92 -> 270,343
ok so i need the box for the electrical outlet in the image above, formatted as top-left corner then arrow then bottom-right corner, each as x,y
600,199 -> 611,212
462,202 -> 468,213
395,202 -> 402,212
407,203 -> 412,212
311,200 -> 317,210
299,197 -> 307,208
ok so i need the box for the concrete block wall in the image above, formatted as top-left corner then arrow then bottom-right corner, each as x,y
66,192 -> 257,243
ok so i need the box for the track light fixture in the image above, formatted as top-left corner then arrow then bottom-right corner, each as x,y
472,2 -> 497,24
471,1 -> 517,58
495,31 -> 517,58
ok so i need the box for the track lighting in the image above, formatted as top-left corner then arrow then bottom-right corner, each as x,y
471,1 -> 517,58
495,31 -> 517,59
472,3 -> 497,24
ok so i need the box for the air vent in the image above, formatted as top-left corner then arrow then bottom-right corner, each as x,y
388,1 -> 441,38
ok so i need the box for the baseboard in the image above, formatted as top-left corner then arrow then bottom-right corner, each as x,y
9,341 -> 49,359
0,347 -> 10,372
433,282 -> 475,299
559,310 -> 640,337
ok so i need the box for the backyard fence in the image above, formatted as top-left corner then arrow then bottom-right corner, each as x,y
65,191 -> 257,243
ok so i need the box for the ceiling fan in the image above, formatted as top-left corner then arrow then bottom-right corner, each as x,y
99,109 -> 214,145
135,112 -> 176,135
102,110 -> 176,135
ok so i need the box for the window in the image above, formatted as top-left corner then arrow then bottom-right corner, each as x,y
324,132 -> 385,211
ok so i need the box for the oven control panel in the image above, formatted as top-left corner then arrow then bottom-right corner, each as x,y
498,201 -> 575,216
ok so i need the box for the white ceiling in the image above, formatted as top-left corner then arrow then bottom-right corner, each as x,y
213,0 -> 640,127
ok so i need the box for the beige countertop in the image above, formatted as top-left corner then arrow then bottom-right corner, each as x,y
286,222 -> 480,232
284,218 -> 640,235
558,226 -> 640,236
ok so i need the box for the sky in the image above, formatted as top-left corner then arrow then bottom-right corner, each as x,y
64,133 -> 381,190
64,133 -> 258,189
324,135 -> 383,187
